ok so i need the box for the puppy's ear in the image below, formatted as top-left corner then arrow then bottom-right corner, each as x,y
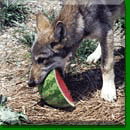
36,13 -> 51,32
54,21 -> 66,42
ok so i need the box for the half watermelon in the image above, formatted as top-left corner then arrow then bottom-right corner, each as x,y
38,69 -> 74,108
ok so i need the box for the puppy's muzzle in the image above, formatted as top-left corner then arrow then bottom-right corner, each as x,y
28,79 -> 36,87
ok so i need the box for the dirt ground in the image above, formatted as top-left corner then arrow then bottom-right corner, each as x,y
0,0 -> 125,125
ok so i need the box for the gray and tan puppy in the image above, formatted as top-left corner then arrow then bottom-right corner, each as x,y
28,0 -> 124,102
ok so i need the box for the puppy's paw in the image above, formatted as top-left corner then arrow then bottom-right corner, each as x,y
86,52 -> 100,64
86,44 -> 101,64
101,82 -> 116,102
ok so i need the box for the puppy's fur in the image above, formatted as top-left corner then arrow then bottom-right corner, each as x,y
28,0 -> 124,102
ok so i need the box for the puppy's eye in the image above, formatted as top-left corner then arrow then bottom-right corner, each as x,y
50,42 -> 59,49
37,57 -> 45,64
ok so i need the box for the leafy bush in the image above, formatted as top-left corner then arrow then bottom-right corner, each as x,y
73,39 -> 98,64
0,0 -> 28,28
13,22 -> 36,46
114,17 -> 125,32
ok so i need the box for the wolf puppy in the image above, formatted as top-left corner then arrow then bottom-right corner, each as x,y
28,0 -> 124,102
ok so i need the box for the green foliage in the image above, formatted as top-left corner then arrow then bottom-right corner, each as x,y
13,22 -> 36,46
0,95 -> 28,125
114,17 -> 125,32
73,39 -> 98,64
21,32 -> 35,46
0,0 -> 28,28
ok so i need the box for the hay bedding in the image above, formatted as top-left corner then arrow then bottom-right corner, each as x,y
0,0 -> 125,125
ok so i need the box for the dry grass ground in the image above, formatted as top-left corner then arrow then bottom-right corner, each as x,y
0,0 -> 125,125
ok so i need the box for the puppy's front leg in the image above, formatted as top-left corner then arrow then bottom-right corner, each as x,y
100,29 -> 116,102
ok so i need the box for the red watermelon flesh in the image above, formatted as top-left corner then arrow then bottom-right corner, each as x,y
55,70 -> 74,106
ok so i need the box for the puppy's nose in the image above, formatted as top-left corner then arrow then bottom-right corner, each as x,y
28,79 -> 36,87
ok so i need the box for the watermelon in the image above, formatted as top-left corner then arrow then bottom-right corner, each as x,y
38,69 -> 74,108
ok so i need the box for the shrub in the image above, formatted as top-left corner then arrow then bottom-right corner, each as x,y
0,0 -> 28,28
73,39 -> 98,64
13,22 -> 36,46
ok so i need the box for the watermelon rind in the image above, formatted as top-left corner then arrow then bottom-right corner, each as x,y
54,70 -> 75,107
38,70 -> 74,107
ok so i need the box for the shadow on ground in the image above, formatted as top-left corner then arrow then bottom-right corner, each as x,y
64,57 -> 125,102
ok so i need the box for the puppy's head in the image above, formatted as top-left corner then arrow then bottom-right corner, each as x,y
28,13 -> 71,87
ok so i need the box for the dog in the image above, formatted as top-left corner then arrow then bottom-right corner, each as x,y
28,0 -> 124,102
